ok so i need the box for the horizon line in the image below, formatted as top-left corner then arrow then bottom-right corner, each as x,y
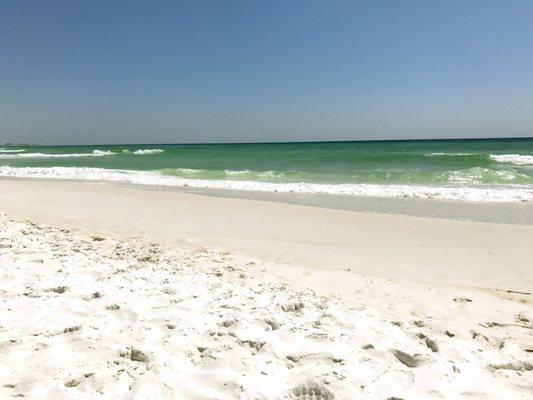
2,135 -> 532,147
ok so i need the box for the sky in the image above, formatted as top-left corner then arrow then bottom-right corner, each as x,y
1,0 -> 532,145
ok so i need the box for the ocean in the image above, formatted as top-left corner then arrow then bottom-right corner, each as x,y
1,138 -> 532,203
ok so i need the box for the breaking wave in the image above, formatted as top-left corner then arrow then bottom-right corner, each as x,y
488,154 -> 533,166
424,152 -> 477,157
424,152 -> 533,166
441,167 -> 529,185
132,149 -> 165,155
0,166 -> 531,203
0,150 -> 114,159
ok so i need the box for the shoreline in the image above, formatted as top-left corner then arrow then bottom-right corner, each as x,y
1,178 -> 532,292
2,176 -> 533,224
149,184 -> 533,225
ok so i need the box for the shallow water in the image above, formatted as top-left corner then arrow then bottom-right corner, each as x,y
1,138 -> 532,202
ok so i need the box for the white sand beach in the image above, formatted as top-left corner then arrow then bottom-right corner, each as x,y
0,180 -> 532,399
4,0 -> 533,397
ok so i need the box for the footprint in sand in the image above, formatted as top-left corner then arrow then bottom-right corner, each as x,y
282,301 -> 305,312
425,337 -> 439,352
119,347 -> 151,363
516,313 -> 530,323
63,326 -> 81,334
264,319 -> 280,330
490,361 -> 533,372
239,339 -> 266,353
453,297 -> 472,303
64,379 -> 80,387
392,350 -> 424,368
48,286 -> 68,294
289,383 -> 334,400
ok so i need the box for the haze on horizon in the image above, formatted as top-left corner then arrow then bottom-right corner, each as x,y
1,0 -> 532,146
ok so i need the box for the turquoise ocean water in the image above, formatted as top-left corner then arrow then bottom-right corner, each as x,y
1,139 -> 532,202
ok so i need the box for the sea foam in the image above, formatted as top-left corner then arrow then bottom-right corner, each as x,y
1,166 -> 531,203
0,150 -> 114,159
133,149 -> 165,155
444,167 -> 526,184
489,154 -> 533,165
424,152 -> 477,157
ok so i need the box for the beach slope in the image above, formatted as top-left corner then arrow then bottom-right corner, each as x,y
0,180 -> 532,399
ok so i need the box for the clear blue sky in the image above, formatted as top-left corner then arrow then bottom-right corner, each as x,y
1,0 -> 532,145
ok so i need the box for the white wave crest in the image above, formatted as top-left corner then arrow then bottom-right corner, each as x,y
445,167 -> 523,184
0,148 -> 26,153
0,150 -> 114,159
91,150 -> 114,156
257,171 -> 278,178
489,154 -> 533,166
133,149 -> 165,155
174,168 -> 207,174
424,152 -> 476,157
224,170 -> 286,179
224,170 -> 250,176
0,166 -> 531,203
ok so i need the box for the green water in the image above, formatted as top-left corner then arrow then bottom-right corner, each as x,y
0,139 -> 533,202
2,139 -> 532,184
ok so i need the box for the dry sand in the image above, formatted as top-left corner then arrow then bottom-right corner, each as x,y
1,180 -> 532,291
0,179 -> 532,399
